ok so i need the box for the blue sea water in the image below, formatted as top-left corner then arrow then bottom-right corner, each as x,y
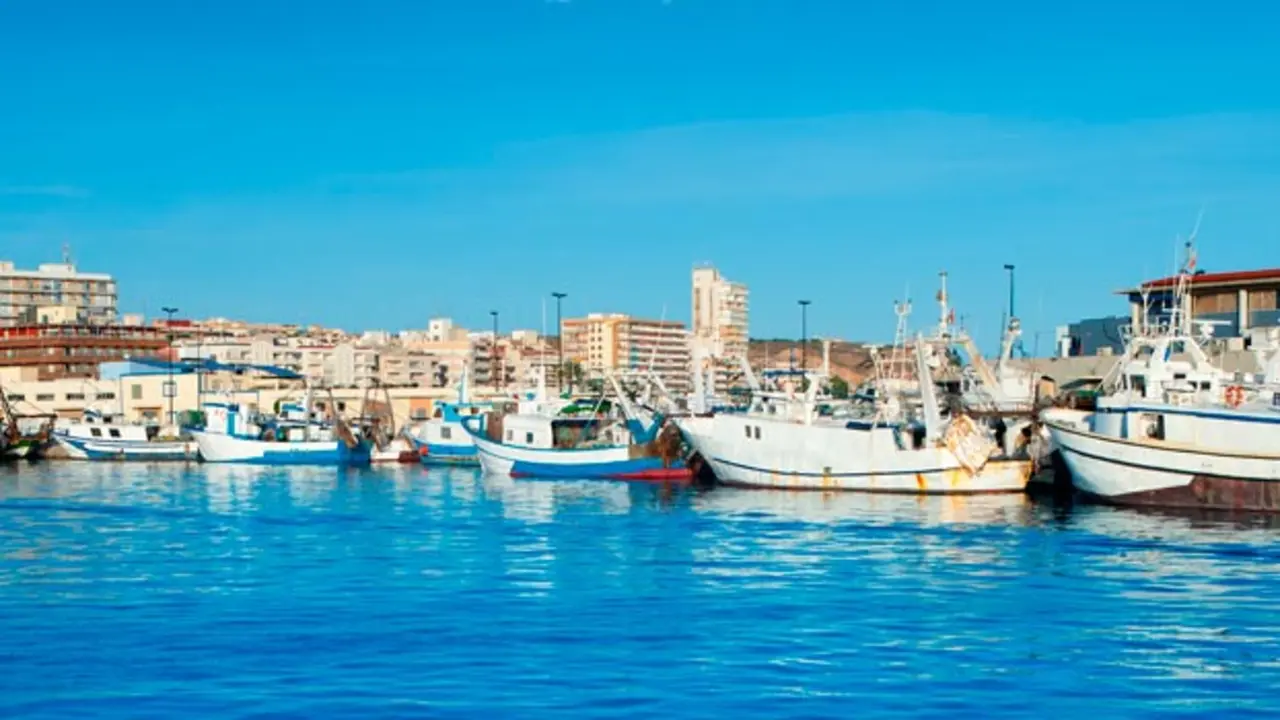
2,463 -> 1280,718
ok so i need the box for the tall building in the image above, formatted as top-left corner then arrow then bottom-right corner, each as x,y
691,266 -> 749,385
0,258 -> 118,327
562,313 -> 691,394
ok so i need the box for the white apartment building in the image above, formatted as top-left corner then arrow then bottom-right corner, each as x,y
0,259 -> 118,327
562,313 -> 691,394
691,265 -> 749,386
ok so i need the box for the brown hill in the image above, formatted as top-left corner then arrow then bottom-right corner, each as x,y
747,340 -> 876,386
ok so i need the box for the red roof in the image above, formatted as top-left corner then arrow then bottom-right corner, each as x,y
1137,268 -> 1280,290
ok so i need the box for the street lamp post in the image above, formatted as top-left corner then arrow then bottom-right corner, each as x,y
161,306 -> 178,426
798,300 -> 811,372
552,292 -> 567,393
490,310 -> 500,392
1003,264 -> 1016,322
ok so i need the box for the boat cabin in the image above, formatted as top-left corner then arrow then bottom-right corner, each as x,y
497,413 -> 632,450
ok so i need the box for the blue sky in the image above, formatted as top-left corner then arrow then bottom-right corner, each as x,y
2,0 -> 1279,352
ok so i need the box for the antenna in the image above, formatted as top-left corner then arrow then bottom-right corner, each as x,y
62,242 -> 72,265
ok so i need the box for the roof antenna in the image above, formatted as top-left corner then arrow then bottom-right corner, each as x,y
62,242 -> 73,265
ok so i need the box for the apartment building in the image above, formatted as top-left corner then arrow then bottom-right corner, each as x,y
0,259 -> 118,327
562,313 -> 691,394
691,265 -> 749,388
0,323 -> 170,381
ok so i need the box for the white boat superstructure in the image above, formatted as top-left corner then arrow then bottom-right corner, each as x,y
1043,239 -> 1280,511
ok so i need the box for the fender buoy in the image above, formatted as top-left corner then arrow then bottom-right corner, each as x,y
1225,385 -> 1245,408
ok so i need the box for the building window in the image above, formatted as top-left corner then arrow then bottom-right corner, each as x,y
36,394 -> 53,402
412,409 -> 427,420
96,392 -> 116,400
440,427 -> 452,440
131,384 -> 142,400
66,393 -> 85,401
5,394 -> 23,402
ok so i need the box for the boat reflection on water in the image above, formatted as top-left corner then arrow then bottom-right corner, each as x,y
691,486 -> 1039,527
478,471 -> 637,523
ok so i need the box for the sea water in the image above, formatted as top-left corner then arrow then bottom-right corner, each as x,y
2,463 -> 1279,718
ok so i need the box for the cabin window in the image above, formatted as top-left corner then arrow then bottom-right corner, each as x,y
5,394 -> 23,402
108,428 -> 121,438
1128,375 -> 1146,395
96,392 -> 116,400
90,428 -> 102,437
471,408 -> 480,415
526,432 -> 534,444
506,430 -> 514,441
744,425 -> 752,438
1199,382 -> 1211,391
131,384 -> 142,400
36,394 -> 53,402
753,426 -> 761,440
1173,373 -> 1186,381
440,427 -> 452,440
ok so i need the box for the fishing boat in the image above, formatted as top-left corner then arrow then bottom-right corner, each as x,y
0,388 -> 53,461
190,393 -> 372,466
1042,243 -> 1280,511
52,409 -> 197,462
409,368 -> 494,467
677,283 -> 1035,494
353,384 -> 419,464
461,372 -> 691,481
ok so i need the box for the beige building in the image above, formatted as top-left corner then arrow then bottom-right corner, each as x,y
0,258 -> 118,327
562,313 -> 690,394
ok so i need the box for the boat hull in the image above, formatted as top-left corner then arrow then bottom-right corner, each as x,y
370,438 -> 418,464
1044,412 -> 1280,512
409,435 -> 480,467
190,430 -> 372,466
470,430 -> 690,481
677,415 -> 1031,494
54,433 -> 197,462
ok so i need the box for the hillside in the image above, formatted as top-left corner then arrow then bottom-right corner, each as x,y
746,340 -> 876,385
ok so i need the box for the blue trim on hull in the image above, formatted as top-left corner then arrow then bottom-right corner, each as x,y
80,447 -> 192,462
1095,404 -> 1280,425
509,455 -> 689,479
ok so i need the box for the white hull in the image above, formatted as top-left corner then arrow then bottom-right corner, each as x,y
678,414 -> 1030,494
370,437 -> 416,463
190,430 -> 370,466
53,433 -> 196,461
1043,408 -> 1280,509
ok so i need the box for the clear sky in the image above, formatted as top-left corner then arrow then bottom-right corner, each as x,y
2,0 -> 1278,352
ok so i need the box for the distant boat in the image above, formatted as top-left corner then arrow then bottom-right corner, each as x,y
52,409 -> 196,462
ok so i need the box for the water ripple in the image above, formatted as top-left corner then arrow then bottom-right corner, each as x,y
1,462 -> 1279,717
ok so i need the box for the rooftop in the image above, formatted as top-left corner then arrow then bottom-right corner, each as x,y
1117,267 -> 1280,294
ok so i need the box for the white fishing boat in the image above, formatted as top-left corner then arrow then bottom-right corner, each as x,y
190,374 -> 372,466
677,281 -> 1034,494
1042,242 -> 1280,511
463,371 -> 691,481
52,409 -> 197,462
